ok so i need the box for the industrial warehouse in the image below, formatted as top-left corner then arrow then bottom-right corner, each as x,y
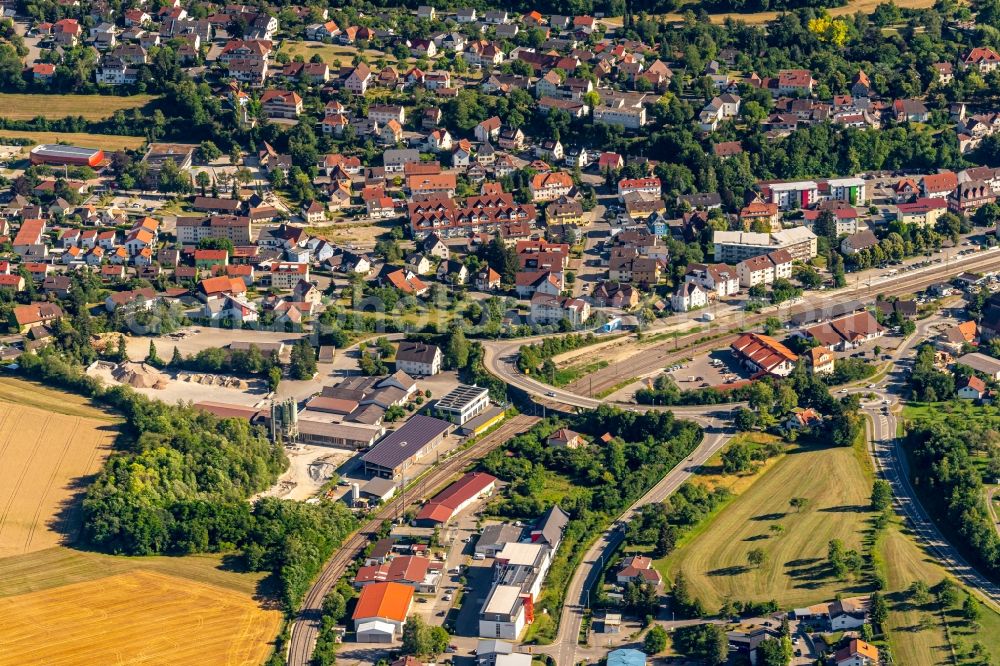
29,144 -> 105,167
360,414 -> 453,479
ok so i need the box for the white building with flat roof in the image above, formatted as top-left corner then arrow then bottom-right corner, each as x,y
825,177 -> 866,204
479,540 -> 553,640
480,585 -> 526,640
714,227 -> 817,263
768,180 -> 819,210
434,384 -> 490,425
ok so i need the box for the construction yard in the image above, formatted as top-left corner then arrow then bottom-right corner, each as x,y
0,380 -> 117,557
255,444 -> 353,501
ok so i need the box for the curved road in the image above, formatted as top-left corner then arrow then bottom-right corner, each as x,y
865,403 -> 1000,610
543,418 -> 734,666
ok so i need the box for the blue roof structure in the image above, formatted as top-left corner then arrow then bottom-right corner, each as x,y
607,648 -> 647,666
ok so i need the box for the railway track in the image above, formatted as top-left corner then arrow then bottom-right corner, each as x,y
568,251 -> 1000,396
286,413 -> 539,666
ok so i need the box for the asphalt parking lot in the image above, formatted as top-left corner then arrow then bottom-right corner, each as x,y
667,350 -> 750,389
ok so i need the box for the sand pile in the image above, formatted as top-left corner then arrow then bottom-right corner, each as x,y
112,362 -> 168,390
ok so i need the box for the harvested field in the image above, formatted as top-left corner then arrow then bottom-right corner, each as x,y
0,377 -> 114,419
0,401 -> 116,557
0,547 -> 268,598
0,93 -> 155,121
0,569 -> 282,665
0,130 -> 146,151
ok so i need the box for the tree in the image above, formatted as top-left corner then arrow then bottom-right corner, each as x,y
871,591 -> 889,630
721,441 -> 754,474
789,497 -> 809,512
289,340 -> 317,380
268,366 -> 281,393
909,580 -> 930,605
146,340 -> 161,366
359,351 -> 387,376
643,625 -> 668,654
749,381 -> 774,422
671,570 -> 705,618
829,539 -> 848,578
734,407 -> 758,431
763,316 -> 782,335
116,335 -> 128,361
964,594 -> 983,624
401,614 -> 449,657
747,547 -> 767,569
935,579 -> 960,608
195,170 -> 211,197
402,615 -> 430,656
445,327 -> 470,369
672,624 -> 728,664
624,581 -> 659,617
871,479 -> 893,513
170,345 -> 183,366
321,589 -> 347,623
757,636 -> 792,666
197,140 -> 221,162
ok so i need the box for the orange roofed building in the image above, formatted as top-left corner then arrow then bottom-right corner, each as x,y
730,332 -> 798,377
352,581 -> 414,642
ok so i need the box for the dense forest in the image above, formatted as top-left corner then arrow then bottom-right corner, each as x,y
907,408 -> 1000,580
17,348 -> 356,609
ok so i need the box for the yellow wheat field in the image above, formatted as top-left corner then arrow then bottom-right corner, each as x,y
0,569 -> 282,665
0,401 -> 116,557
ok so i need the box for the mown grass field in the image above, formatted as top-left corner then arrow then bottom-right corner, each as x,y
660,439 -> 876,609
876,520 -> 1000,665
0,130 -> 146,151
0,569 -> 282,665
278,40 -> 400,65
600,0 -> 936,26
0,379 -> 118,557
0,93 -> 156,121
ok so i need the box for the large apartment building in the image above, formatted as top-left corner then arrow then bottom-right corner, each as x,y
176,215 -> 253,245
713,227 -> 817,263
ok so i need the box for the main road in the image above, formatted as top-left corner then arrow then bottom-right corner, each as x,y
858,310 -> 1000,611
287,414 -> 540,666
559,248 -> 1000,397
